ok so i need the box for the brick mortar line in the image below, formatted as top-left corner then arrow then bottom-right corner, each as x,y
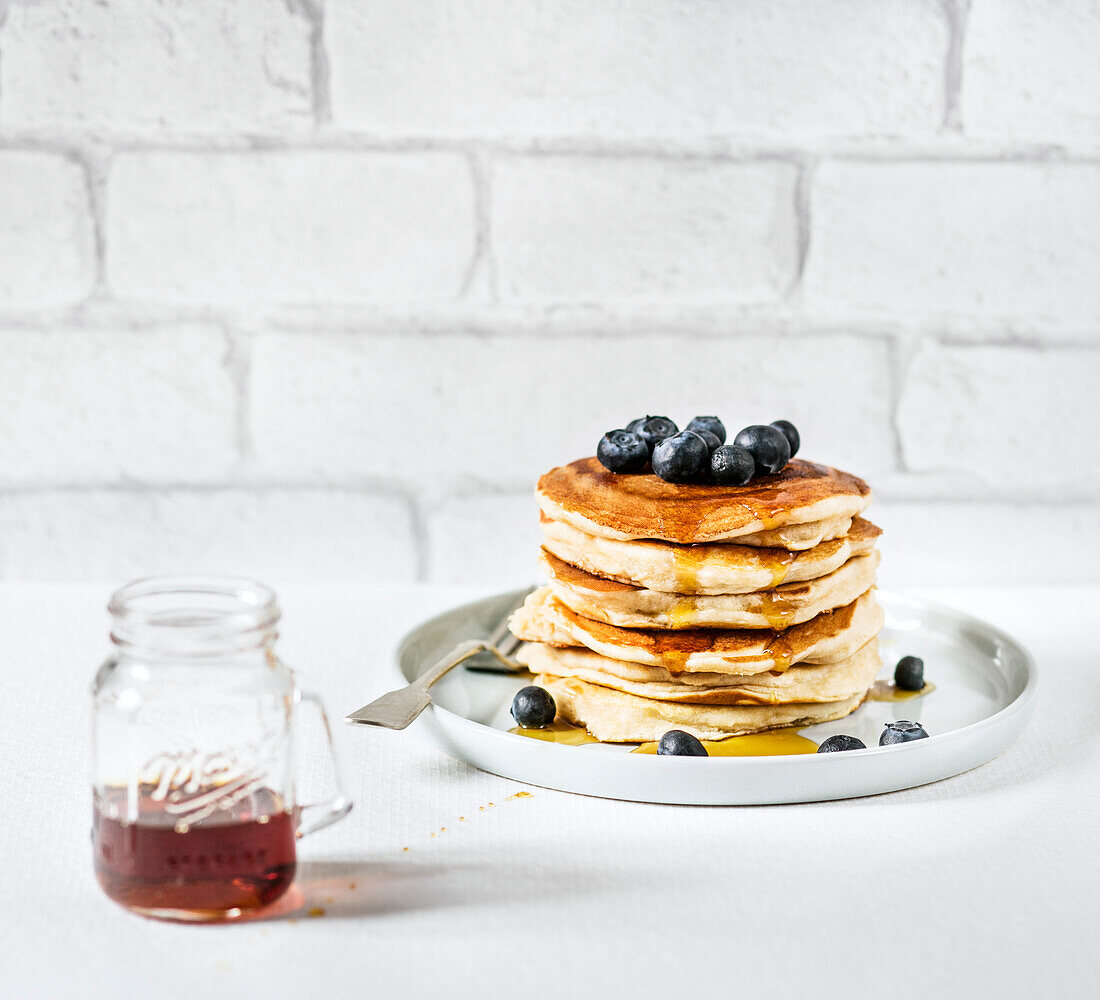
73,144 -> 112,300
890,337 -> 921,475
65,322 -> 904,342
220,327 -> 253,472
940,0 -> 971,132
285,0 -> 331,125
0,132 -> 1097,164
0,314 -> 1096,346
456,148 -> 493,302
872,492 -> 1100,506
933,331 -> 1100,348
786,156 -> 816,302
0,481 -> 425,498
406,496 -> 431,582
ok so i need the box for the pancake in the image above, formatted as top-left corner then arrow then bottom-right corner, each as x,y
717,514 -> 854,550
541,515 -> 881,597
541,548 -> 880,629
521,635 -> 869,686
538,674 -> 868,742
509,587 -> 884,675
518,637 -> 880,706
537,456 -> 872,545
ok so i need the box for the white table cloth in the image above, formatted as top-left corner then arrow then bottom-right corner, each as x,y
2,583 -> 1095,999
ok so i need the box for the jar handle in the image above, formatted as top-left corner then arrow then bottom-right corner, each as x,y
295,689 -> 354,838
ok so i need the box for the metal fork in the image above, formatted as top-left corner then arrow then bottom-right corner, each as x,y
344,587 -> 533,730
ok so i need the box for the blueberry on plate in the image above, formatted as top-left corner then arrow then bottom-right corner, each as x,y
652,431 -> 709,482
633,416 -> 679,452
693,428 -> 722,453
511,686 -> 556,729
685,416 -> 726,446
657,730 -> 708,756
894,655 -> 925,691
769,419 -> 800,458
733,424 -> 791,475
879,720 -> 929,745
597,429 -> 650,474
816,734 -> 866,753
710,444 -> 755,486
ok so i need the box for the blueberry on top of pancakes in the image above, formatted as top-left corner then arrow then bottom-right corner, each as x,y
710,444 -> 755,486
692,428 -> 722,454
597,429 -> 650,474
734,424 -> 791,475
629,415 -> 678,453
685,415 -> 727,445
652,431 -> 709,483
770,419 -> 801,458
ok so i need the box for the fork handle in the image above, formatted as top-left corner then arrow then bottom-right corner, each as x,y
413,639 -> 488,691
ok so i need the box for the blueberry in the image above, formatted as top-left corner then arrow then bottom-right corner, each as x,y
733,424 -> 791,475
694,428 -> 722,453
879,720 -> 929,746
626,416 -> 646,434
685,416 -> 726,446
710,444 -> 755,486
511,686 -> 556,729
597,429 -> 650,474
894,655 -> 925,691
633,416 -> 679,452
769,419 -> 800,458
657,730 -> 708,756
652,431 -> 709,483
816,734 -> 866,753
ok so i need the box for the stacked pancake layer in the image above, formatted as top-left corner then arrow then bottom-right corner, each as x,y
509,457 -> 884,743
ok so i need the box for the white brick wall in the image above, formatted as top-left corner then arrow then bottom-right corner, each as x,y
0,326 -> 237,484
426,495 -> 542,587
897,342 -> 1100,497
492,158 -> 798,303
327,0 -> 947,138
0,152 -> 95,308
106,153 -> 477,304
804,162 -> 1100,325
0,0 -> 1098,584
963,0 -> 1100,145
0,0 -> 314,133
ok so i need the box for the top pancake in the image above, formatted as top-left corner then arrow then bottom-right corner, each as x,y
538,457 -> 872,544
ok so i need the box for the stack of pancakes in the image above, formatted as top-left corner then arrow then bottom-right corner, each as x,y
509,456 -> 884,743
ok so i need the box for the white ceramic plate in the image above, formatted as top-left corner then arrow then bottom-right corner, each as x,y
392,589 -> 1037,805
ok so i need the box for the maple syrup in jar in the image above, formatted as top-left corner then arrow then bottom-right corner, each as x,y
93,786 -> 297,917
91,577 -> 351,922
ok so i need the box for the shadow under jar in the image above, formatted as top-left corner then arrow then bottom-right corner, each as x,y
91,576 -> 351,922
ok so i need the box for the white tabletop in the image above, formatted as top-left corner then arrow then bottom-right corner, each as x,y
3,583 -> 1096,1000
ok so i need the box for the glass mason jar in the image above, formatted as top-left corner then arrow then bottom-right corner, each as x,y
91,576 -> 351,922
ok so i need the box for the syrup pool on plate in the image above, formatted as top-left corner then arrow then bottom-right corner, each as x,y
632,729 -> 817,756
510,721 -> 817,755
867,680 -> 936,702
